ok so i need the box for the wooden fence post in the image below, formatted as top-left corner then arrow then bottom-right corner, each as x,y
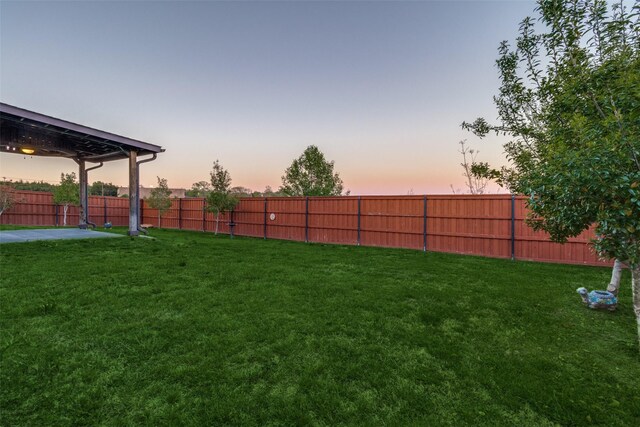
423,195 -> 427,252
202,199 -> 206,232
511,195 -> 516,261
263,198 -> 268,239
305,197 -> 309,243
357,196 -> 361,246
103,197 -> 108,225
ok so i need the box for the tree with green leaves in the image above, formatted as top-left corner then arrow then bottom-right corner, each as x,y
280,145 -> 344,196
146,177 -> 172,228
89,181 -> 118,197
0,185 -> 17,220
53,173 -> 79,226
462,0 -> 640,343
230,186 -> 253,197
186,181 -> 211,198
0,179 -> 56,193
206,160 -> 239,235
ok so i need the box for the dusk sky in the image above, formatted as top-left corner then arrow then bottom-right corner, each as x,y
0,0 -> 537,195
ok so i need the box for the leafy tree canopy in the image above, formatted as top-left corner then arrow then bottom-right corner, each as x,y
205,160 -> 239,234
89,181 -> 118,197
210,160 -> 231,193
0,185 -> 17,217
463,0 -> 639,267
53,173 -> 79,206
230,186 -> 253,197
186,181 -> 211,198
146,177 -> 172,215
280,145 -> 344,196
0,179 -> 56,193
206,191 -> 239,216
206,160 -> 238,214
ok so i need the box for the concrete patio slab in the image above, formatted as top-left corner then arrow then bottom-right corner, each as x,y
0,228 -> 124,244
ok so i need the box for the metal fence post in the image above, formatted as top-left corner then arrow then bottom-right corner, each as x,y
202,199 -> 206,232
55,204 -> 59,227
305,197 -> 309,243
103,197 -> 108,225
511,194 -> 516,261
230,209 -> 235,239
178,197 -> 182,229
423,195 -> 427,252
263,198 -> 268,239
357,196 -> 361,246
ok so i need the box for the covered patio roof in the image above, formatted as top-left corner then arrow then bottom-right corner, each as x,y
0,102 -> 164,236
0,102 -> 163,161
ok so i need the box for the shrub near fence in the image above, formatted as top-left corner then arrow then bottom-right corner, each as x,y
2,190 -> 609,266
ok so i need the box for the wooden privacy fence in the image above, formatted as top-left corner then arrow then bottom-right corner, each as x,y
2,190 -> 609,266
1,190 -> 130,227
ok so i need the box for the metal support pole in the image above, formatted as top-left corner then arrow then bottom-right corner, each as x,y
178,197 -> 183,230
423,195 -> 427,252
263,198 -> 268,239
357,196 -> 361,246
136,154 -> 156,234
78,159 -> 88,229
82,161 -> 103,229
55,204 -> 59,227
511,194 -> 516,261
128,151 -> 139,236
305,197 -> 309,243
103,196 -> 107,225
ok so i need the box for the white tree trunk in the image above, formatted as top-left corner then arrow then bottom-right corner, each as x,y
607,258 -> 625,296
63,204 -> 69,226
632,265 -> 640,351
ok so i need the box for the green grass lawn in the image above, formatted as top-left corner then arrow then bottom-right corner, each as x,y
1,228 -> 638,426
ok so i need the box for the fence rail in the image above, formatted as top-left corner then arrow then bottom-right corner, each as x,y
1,190 -> 609,266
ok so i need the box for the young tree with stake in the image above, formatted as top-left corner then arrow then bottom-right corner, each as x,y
146,177 -> 172,228
206,160 -> 239,235
53,173 -> 79,227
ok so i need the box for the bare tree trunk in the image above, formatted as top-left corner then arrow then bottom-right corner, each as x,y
215,212 -> 219,235
607,259 -> 625,296
158,211 -> 161,228
632,265 -> 640,351
63,204 -> 69,226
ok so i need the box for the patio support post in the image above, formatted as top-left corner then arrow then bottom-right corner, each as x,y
136,154 -> 157,234
128,150 -> 139,236
78,159 -> 88,229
